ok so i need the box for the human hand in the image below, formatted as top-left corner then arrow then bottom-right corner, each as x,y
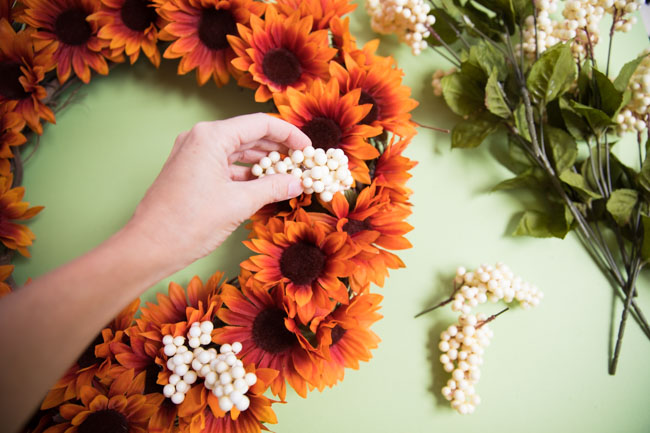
126,113 -> 310,270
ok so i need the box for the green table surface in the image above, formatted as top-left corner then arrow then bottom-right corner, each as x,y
13,3 -> 650,433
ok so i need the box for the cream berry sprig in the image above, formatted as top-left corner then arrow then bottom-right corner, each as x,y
251,146 -> 354,202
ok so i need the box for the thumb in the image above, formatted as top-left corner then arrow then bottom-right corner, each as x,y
239,174 -> 303,213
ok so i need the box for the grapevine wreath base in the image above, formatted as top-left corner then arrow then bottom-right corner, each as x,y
0,1 -> 418,432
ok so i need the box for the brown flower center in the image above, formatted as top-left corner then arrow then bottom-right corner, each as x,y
0,62 -> 28,100
262,47 -> 302,86
144,363 -> 162,394
343,218 -> 372,236
252,308 -> 296,354
120,0 -> 157,32
198,8 -> 236,51
55,8 -> 92,46
330,325 -> 346,345
301,117 -> 342,151
280,240 -> 325,285
358,90 -> 379,124
77,334 -> 104,369
78,409 -> 129,433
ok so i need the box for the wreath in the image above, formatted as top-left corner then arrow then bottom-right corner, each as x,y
0,0 -> 418,432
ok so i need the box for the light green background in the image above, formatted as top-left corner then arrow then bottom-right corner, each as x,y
12,3 -> 650,433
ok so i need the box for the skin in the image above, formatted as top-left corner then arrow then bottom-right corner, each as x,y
0,113 -> 309,433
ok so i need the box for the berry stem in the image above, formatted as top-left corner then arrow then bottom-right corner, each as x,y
414,283 -> 460,318
476,307 -> 509,329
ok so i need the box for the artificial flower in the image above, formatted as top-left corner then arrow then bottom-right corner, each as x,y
20,0 -> 109,83
40,299 -> 139,410
241,210 -> 357,323
0,19 -> 56,134
43,369 -> 163,433
0,173 -> 43,257
0,99 -> 27,162
315,292 -> 382,388
274,77 -> 382,184
330,53 -> 418,138
0,263 -> 13,298
90,0 -> 163,66
228,4 -> 336,102
275,0 -> 356,30
372,135 -> 417,205
213,280 -> 320,399
157,0 -> 264,86
177,364 -> 279,433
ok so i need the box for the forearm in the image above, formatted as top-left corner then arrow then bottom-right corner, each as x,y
0,223 -> 179,432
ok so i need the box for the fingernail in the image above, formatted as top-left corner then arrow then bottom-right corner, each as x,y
288,179 -> 303,197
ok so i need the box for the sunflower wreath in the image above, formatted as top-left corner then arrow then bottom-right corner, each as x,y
0,0 -> 418,432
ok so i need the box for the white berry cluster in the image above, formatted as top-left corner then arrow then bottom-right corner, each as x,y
251,146 -> 354,203
365,0 -> 436,55
519,0 -> 642,60
161,322 -> 257,413
616,49 -> 650,134
431,68 -> 457,97
439,313 -> 492,414
450,263 -> 544,314
434,263 -> 542,414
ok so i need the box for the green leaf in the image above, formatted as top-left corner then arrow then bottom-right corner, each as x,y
641,215 -> 650,260
569,100 -> 615,134
451,114 -> 499,148
485,70 -> 512,118
606,189 -> 638,226
614,54 -> 649,93
509,0 -> 533,21
513,104 -> 531,141
640,152 -> 650,193
513,206 -> 571,239
545,126 -> 577,173
559,98 -> 589,139
492,167 -> 547,191
527,43 -> 577,103
428,9 -> 459,46
559,171 -> 602,198
470,41 -> 507,81
592,69 -> 623,117
441,72 -> 485,117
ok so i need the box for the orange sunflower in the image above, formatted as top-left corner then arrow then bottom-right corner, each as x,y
177,364 -> 279,433
43,369 -> 163,433
0,19 -> 56,134
0,100 -> 27,174
0,263 -> 13,298
213,281 -> 321,399
274,78 -> 381,184
329,15 -> 383,68
241,209 -> 357,324
0,0 -> 22,21
274,77 -> 382,184
40,299 -> 139,410
157,0 -> 264,86
330,53 -> 418,138
0,173 -> 43,257
228,4 -> 336,102
275,0 -> 356,30
89,0 -> 163,66
20,0 -> 109,83
372,135 -> 417,205
249,192 -> 312,226
314,292 -> 382,388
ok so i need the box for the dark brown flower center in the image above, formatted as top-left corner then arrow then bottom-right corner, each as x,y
55,8 -> 92,46
358,90 -> 379,124
144,363 -> 162,394
301,117 -> 342,151
343,218 -> 372,236
120,0 -> 157,32
262,47 -> 302,86
252,308 -> 296,354
330,325 -> 346,345
198,8 -> 236,51
78,410 -> 128,433
77,334 -> 104,369
0,62 -> 28,100
280,240 -> 325,285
